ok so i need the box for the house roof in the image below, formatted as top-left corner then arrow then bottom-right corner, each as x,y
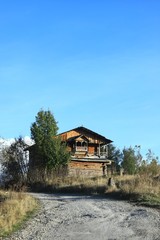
58,126 -> 113,144
67,134 -> 89,142
25,126 -> 113,151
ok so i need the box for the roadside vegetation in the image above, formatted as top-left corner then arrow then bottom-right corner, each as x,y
0,190 -> 38,238
30,173 -> 160,207
115,174 -> 160,207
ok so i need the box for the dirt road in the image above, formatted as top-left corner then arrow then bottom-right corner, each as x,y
7,193 -> 160,240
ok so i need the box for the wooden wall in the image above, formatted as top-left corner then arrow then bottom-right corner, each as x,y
69,161 -> 103,170
68,160 -> 114,177
60,129 -> 104,144
69,160 -> 104,176
88,146 -> 95,154
60,130 -> 80,141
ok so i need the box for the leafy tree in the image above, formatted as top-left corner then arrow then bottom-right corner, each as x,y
121,146 -> 138,175
30,109 -> 70,171
107,144 -> 122,171
146,149 -> 159,164
139,149 -> 160,176
138,159 -> 148,175
1,137 -> 28,187
134,145 -> 143,169
147,159 -> 160,176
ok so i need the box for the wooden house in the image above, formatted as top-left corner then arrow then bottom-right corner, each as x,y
58,126 -> 114,176
26,126 -> 114,177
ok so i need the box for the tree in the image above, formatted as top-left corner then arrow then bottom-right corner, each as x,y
30,109 -> 70,171
141,149 -> 160,176
107,144 -> 122,171
147,159 -> 160,176
122,146 -> 138,175
134,145 -> 143,169
1,137 -> 28,187
146,149 -> 158,164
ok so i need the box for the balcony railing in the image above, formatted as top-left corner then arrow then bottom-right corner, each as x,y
75,146 -> 88,152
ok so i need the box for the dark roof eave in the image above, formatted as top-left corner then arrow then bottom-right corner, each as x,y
71,158 -> 114,163
58,126 -> 113,144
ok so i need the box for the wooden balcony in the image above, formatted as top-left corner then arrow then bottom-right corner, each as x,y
75,146 -> 88,152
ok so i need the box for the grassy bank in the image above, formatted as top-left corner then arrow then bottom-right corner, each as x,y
0,190 -> 38,238
30,175 -> 108,194
115,175 -> 160,207
30,174 -> 160,207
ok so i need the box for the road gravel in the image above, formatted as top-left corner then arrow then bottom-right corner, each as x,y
6,193 -> 160,240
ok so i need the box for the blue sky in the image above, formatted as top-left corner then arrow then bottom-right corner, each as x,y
0,0 -> 160,159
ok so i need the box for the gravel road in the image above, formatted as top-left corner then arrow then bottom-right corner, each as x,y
7,193 -> 160,240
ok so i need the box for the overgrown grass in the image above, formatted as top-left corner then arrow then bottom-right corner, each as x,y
115,174 -> 160,207
30,173 -> 160,208
0,190 -> 38,238
30,175 -> 109,194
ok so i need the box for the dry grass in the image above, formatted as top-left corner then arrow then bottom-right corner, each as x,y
30,171 -> 160,206
115,174 -> 160,205
0,190 -> 38,237
30,174 -> 110,194
52,174 -> 109,187
46,174 -> 160,205
115,174 -> 160,195
48,175 -> 107,187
